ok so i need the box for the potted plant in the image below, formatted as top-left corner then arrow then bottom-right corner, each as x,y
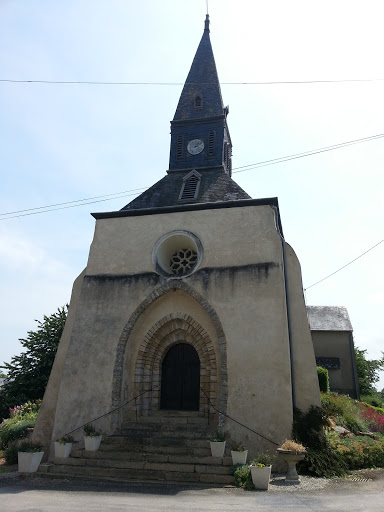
231,441 -> 248,465
83,423 -> 102,451
277,439 -> 306,482
209,430 -> 227,457
249,452 -> 274,490
54,434 -> 76,458
18,440 -> 44,473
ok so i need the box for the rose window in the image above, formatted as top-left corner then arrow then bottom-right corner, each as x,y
170,248 -> 198,275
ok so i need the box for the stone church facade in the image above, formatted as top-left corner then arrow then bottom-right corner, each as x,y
34,16 -> 320,461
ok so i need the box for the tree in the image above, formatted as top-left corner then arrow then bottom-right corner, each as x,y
354,347 -> 384,396
0,306 -> 67,420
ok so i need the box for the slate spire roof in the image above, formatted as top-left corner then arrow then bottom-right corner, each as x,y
173,15 -> 224,122
121,16 -> 250,211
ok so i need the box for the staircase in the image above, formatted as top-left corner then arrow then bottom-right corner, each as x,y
38,412 -> 235,486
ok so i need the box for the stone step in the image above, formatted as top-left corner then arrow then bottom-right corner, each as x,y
39,461 -> 234,486
152,410 -> 205,417
53,457 -> 232,474
136,416 -> 209,426
119,421 -> 212,433
101,436 -> 214,449
68,450 -> 232,467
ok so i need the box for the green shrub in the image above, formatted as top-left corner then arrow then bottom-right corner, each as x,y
0,418 -> 35,449
0,399 -> 41,449
17,440 -> 43,452
292,406 -> 347,477
232,464 -> 254,490
360,394 -> 384,409
317,367 -> 330,393
250,453 -> 274,467
337,411 -> 368,434
321,393 -> 383,433
321,393 -> 344,417
327,431 -> 384,469
4,443 -> 18,465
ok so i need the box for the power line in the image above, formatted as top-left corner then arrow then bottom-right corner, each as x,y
0,187 -> 147,216
1,132 -> 383,220
304,240 -> 384,291
232,133 -> 384,174
1,78 -> 384,86
0,191 -> 142,221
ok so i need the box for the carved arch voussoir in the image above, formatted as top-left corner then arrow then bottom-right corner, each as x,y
111,280 -> 227,424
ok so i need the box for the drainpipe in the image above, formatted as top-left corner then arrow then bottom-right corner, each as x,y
272,206 -> 296,410
349,332 -> 360,400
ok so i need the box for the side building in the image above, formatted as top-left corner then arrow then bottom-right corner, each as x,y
308,305 -> 359,399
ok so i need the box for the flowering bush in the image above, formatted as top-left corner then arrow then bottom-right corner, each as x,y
321,393 -> 384,434
327,431 -> 384,469
358,402 -> 384,434
0,400 -> 41,450
250,452 -> 274,467
9,400 -> 41,419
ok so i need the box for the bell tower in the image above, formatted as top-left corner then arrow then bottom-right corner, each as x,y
121,15 -> 249,210
168,15 -> 232,175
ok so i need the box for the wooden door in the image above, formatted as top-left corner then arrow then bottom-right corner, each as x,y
160,343 -> 200,410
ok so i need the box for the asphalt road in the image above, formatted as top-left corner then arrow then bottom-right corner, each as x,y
0,470 -> 383,512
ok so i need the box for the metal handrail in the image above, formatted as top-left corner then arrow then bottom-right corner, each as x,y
200,387 -> 279,447
65,387 -> 158,437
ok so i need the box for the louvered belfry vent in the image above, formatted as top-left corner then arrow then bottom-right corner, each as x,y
208,130 -> 215,157
178,170 -> 202,202
177,135 -> 184,160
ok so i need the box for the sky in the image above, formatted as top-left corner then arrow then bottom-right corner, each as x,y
0,0 -> 383,389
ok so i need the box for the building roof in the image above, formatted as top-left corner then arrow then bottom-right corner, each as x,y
121,170 -> 250,210
307,306 -> 353,332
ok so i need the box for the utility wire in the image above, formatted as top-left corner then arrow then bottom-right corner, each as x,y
232,133 -> 384,174
0,187 -> 147,216
304,240 -> 384,291
0,191 -> 142,221
1,132 -> 383,220
1,78 -> 384,86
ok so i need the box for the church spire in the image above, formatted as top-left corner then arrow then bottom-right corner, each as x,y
169,16 -> 232,174
172,15 -> 224,122
119,15 -> 251,212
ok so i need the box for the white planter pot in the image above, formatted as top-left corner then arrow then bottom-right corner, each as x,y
210,440 -> 226,457
18,451 -> 44,473
54,442 -> 73,458
250,465 -> 272,490
84,435 -> 102,451
231,450 -> 248,465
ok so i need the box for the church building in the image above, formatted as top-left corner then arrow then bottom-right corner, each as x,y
34,16 -> 320,474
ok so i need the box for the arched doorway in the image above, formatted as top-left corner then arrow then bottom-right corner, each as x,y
160,343 -> 200,411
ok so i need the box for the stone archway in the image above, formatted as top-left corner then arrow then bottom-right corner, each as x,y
133,312 -> 217,417
111,280 -> 228,428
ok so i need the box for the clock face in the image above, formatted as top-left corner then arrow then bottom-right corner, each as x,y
187,139 -> 204,155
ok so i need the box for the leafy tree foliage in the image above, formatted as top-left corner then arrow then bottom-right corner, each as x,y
355,347 -> 384,396
0,306 -> 67,420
